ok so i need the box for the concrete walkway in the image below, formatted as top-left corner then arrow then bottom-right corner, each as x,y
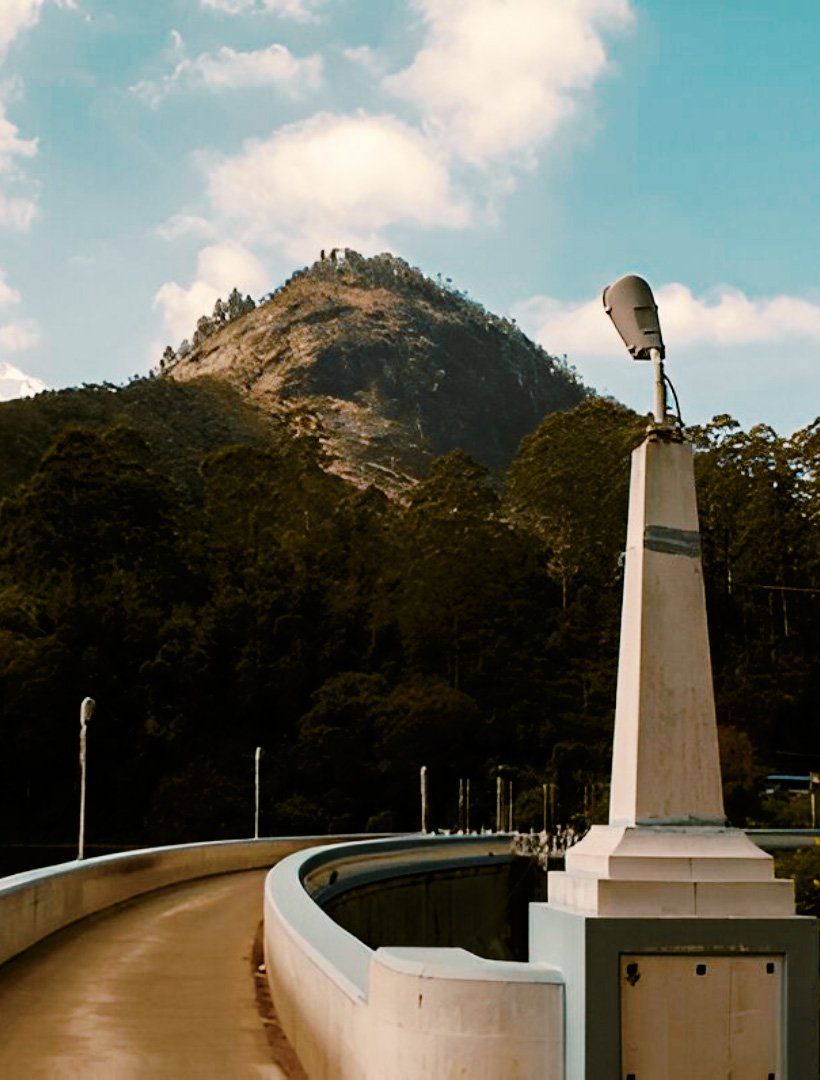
0,869 -> 303,1079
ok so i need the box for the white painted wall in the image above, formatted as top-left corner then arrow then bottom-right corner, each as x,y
264,837 -> 565,1079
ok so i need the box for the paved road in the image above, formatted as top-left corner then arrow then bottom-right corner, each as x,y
0,869 -> 302,1079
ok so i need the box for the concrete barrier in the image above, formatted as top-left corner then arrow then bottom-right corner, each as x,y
746,828 -> 820,851
0,835 -> 364,968
264,835 -> 565,1079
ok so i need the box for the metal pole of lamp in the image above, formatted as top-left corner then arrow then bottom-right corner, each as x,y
78,697 -> 95,861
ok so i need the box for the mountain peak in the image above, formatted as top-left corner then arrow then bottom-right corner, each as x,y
166,251 -> 585,495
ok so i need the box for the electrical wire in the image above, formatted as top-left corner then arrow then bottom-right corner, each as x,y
664,373 -> 683,427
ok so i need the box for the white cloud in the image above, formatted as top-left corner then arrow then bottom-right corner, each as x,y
0,1 -> 41,60
0,267 -> 41,398
385,0 -> 632,166
0,270 -> 21,306
513,292 -> 614,357
205,112 -> 471,258
190,44 -> 322,92
261,0 -> 320,18
156,212 -> 218,242
0,359 -> 46,400
154,241 -> 269,343
0,320 -> 37,351
131,38 -> 323,106
516,283 -> 820,357
158,0 -> 634,285
513,283 -> 820,432
0,103 -> 37,172
0,3 -> 78,231
0,188 -> 36,229
200,0 -> 322,21
0,0 -> 77,60
650,284 -> 820,348
0,104 -> 38,230
201,0 -> 254,11
343,45 -> 388,77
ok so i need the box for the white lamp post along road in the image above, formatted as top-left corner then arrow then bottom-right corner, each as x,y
254,746 -> 262,840
77,697 -> 95,861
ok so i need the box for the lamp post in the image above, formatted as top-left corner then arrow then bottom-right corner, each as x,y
77,697 -> 95,861
420,765 -> 428,834
254,746 -> 262,840
602,274 -> 671,428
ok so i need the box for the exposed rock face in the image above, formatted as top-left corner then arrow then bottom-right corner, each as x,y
166,251 -> 585,495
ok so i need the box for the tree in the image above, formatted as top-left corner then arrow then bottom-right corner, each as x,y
505,398 -> 645,604
226,287 -> 255,321
689,416 -> 819,757
374,677 -> 483,829
0,425 -> 195,841
294,673 -> 388,829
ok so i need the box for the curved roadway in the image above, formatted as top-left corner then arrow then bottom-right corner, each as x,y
0,869 -> 303,1078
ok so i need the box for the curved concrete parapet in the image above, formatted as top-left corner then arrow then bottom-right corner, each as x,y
0,835 -> 365,968
264,834 -> 564,1079
746,828 -> 820,851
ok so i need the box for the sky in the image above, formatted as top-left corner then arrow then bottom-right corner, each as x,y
1,0 -> 819,435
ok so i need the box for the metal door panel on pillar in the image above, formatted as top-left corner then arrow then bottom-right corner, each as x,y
619,953 -> 782,1079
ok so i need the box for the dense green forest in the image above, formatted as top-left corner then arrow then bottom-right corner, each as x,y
0,378 -> 818,845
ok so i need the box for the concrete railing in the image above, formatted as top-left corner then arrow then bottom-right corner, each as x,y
0,835 -> 364,969
264,834 -> 564,1079
746,828 -> 820,851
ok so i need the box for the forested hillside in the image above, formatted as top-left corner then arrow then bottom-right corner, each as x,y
2,254 -> 819,845
1,372 -> 817,844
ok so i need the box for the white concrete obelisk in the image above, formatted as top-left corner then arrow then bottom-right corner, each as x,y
608,434 -> 724,827
546,423 -> 793,918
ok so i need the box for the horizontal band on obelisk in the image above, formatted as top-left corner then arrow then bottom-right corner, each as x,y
643,524 -> 701,558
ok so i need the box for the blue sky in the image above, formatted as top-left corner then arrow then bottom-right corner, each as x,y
0,0 -> 819,435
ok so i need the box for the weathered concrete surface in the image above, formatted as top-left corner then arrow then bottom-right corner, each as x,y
0,870 -> 299,1078
265,837 -> 564,1079
609,437 -> 724,827
548,436 -> 793,918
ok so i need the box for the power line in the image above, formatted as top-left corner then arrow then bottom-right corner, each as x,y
733,581 -> 820,595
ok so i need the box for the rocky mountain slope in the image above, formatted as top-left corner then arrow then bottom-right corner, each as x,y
165,251 -> 585,494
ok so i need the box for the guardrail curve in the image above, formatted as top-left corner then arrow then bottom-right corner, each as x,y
0,835 -> 365,969
263,834 -> 565,1079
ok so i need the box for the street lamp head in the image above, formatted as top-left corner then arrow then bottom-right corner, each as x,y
602,274 -> 665,361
